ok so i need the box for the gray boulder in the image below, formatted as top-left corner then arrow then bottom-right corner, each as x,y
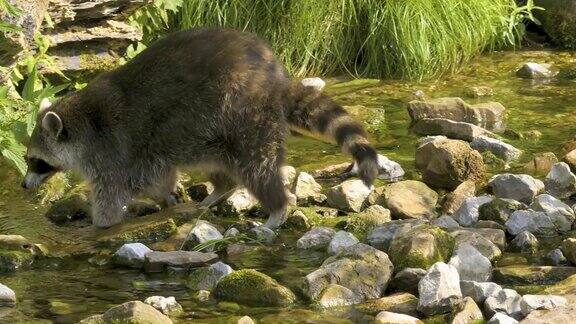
383,180 -> 438,219
471,136 -> 522,162
188,261 -> 234,291
388,268 -> 427,296
510,231 -> 539,254
488,174 -> 544,204
547,248 -> 567,265
293,171 -> 326,205
516,62 -> 554,79
417,262 -> 462,316
300,77 -> 325,91
143,296 -> 183,316
520,294 -> 567,316
350,154 -> 405,181
530,194 -> 575,232
316,284 -> 363,308
443,180 -> 476,215
412,118 -> 494,142
367,219 -> 426,251
328,231 -> 359,255
450,296 -> 484,324
505,210 -> 557,236
448,243 -> 492,282
219,188 -> 258,216
188,221 -> 223,252
544,162 -> 576,199
326,179 -> 372,212
484,288 -> 523,320
452,195 -> 493,226
249,226 -> 277,244
488,312 -> 518,324
113,243 -> 151,268
432,215 -> 461,230
297,227 -> 336,250
450,230 -> 502,262
460,280 -> 502,304
0,283 -> 16,307
479,198 -> 525,225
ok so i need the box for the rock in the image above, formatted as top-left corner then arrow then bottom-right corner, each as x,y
0,284 -> 16,307
389,225 -> 454,271
45,194 -> 90,225
347,205 -> 391,233
316,284 -> 363,308
249,226 -> 276,244
547,248 -> 567,265
485,288 -> 523,320
450,230 -> 502,262
113,243 -> 151,268
328,231 -> 359,255
467,86 -> 494,98
516,63 -> 554,79
505,210 -> 557,236
144,296 -> 182,316
475,220 -> 507,231
188,261 -> 234,291
237,316 -> 255,324
97,214 -> 178,247
561,238 -> 576,265
144,251 -> 218,273
186,221 -> 223,252
471,136 -> 522,162
431,215 -> 461,230
460,281 -> 502,304
99,301 -> 172,324
524,152 -> 558,175
367,219 -> 426,252
520,294 -> 567,316
382,180 -> 438,219
375,311 -> 423,324
224,227 -> 240,237
479,198 -> 525,225
214,269 -> 296,307
348,154 -> 405,181
297,227 -> 336,250
304,243 -> 394,300
443,180 -> 476,215
488,174 -> 545,204
280,165 -> 297,188
284,210 -> 311,230
415,137 -> 485,190
450,296 -> 483,324
417,262 -> 462,316
219,188 -> 259,216
326,179 -> 372,212
449,243 -> 492,282
187,182 -> 214,201
565,148 -> 576,170
510,231 -> 539,254
493,265 -> 576,285
355,293 -> 419,316
293,171 -> 326,205
412,118 -> 494,142
488,312 -> 518,324
544,162 -> 576,199
469,228 -> 506,249
388,268 -> 427,296
452,195 -> 493,226
301,77 -> 325,91
310,162 -> 351,179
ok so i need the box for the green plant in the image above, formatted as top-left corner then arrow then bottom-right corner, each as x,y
0,0 -> 22,33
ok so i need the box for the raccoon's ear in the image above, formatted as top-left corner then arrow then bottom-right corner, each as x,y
42,112 -> 65,140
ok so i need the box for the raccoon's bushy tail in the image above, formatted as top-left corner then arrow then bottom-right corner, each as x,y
285,83 -> 378,186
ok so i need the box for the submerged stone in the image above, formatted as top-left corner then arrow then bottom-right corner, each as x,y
516,62 -> 554,79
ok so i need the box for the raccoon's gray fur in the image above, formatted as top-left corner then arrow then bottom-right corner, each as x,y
23,28 -> 378,229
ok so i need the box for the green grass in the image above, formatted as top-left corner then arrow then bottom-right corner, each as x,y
133,0 -> 535,80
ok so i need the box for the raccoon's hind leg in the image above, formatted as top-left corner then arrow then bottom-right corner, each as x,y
200,172 -> 237,207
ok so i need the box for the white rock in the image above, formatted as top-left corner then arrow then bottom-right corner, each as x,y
510,231 -> 538,253
327,179 -> 372,212
488,174 -> 544,204
530,194 -> 575,232
417,262 -> 462,316
144,296 -> 182,315
189,221 -> 223,252
237,316 -> 255,324
460,280 -> 502,303
297,227 -> 336,250
375,311 -> 423,324
221,188 -> 259,215
451,230 -> 502,261
300,77 -> 325,91
487,312 -> 518,324
484,288 -> 523,320
188,261 -> 234,291
471,136 -> 522,162
505,210 -> 557,236
452,195 -> 493,226
0,283 -> 16,307
351,154 -> 405,181
224,227 -> 240,237
520,294 -> 567,316
449,244 -> 492,282
328,231 -> 359,255
113,243 -> 152,268
280,165 -> 297,188
544,162 -> 576,199
516,62 -> 554,79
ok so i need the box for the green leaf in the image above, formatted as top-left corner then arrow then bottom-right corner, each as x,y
21,67 -> 38,101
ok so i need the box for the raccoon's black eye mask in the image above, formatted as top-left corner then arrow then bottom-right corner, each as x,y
27,157 -> 57,174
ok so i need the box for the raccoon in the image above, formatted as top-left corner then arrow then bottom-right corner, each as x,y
23,28 -> 378,229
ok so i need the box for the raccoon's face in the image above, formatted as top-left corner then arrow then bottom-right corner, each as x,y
22,100 -> 70,190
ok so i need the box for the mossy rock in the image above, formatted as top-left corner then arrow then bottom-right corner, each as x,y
355,292 -> 419,316
479,198 -> 524,225
481,151 -> 506,172
546,273 -> 576,295
292,206 -> 341,228
0,249 -> 34,273
97,215 -> 177,248
493,265 -> 576,285
214,269 -> 296,307
45,194 -> 90,226
388,225 -> 455,271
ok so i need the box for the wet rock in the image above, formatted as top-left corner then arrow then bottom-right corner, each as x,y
389,225 -> 455,271
328,231 -> 359,255
0,236 -> 38,272
45,194 -> 90,225
449,243 -> 492,282
0,283 -> 16,307
297,227 -> 336,250
547,248 -> 567,265
188,261 -> 234,291
479,198 -> 525,225
561,238 -> 576,265
284,210 -> 311,230
355,293 -> 418,316
214,269 -> 296,307
224,227 -> 240,237
452,195 -> 493,226
544,162 -> 576,199
488,312 -> 518,324
520,294 -> 567,316
505,210 -> 557,236
375,311 -> 423,324
460,281 -> 502,304
97,301 -> 172,324
304,243 -> 394,300
516,63 -> 554,79
301,77 -> 325,91
144,296 -> 183,316
431,215 -> 460,230
383,180 -> 438,219
488,174 -> 544,204
113,243 -> 151,268
415,137 -> 485,190
388,268 -> 427,296
450,230 -> 502,262
493,265 -> 576,285
219,188 -> 259,216
186,221 -> 223,252
450,296 -> 483,324
144,251 -> 218,273
417,262 -> 462,316
510,231 -> 539,254
326,179 -> 372,212
524,152 -> 558,175
367,219 -> 426,252
294,171 -> 326,205
187,182 -> 214,201
316,284 -> 363,308
97,214 -> 177,247
467,86 -> 494,98
412,118 -> 494,142
443,180 -> 476,215
347,205 -> 391,233
485,288 -> 523,320
471,136 -> 522,162
249,226 -> 276,244
128,200 -> 161,217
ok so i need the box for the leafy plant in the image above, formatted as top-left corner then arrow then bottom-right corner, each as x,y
0,0 -> 22,33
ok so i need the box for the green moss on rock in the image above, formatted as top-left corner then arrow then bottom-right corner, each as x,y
214,269 -> 296,307
97,215 -> 177,248
0,249 -> 34,272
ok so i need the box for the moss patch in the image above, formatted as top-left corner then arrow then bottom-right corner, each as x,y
0,249 -> 34,272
